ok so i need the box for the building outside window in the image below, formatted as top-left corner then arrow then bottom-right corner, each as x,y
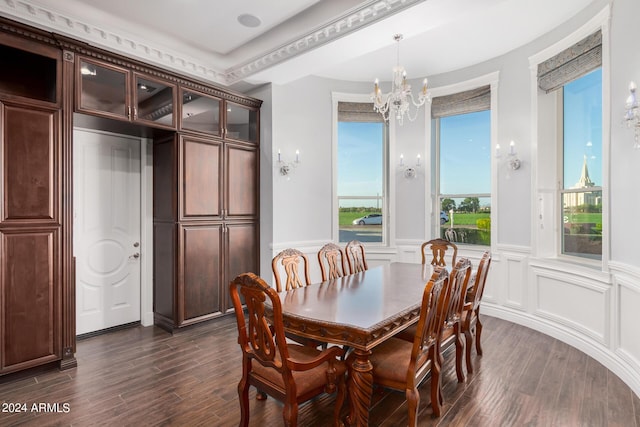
336,102 -> 387,244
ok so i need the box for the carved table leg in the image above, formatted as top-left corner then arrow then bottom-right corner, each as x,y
346,348 -> 373,426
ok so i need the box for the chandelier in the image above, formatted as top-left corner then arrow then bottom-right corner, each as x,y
371,34 -> 430,125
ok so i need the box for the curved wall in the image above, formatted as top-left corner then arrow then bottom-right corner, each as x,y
263,0 -> 640,397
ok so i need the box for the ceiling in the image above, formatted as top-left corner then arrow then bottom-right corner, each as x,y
0,0 -> 597,91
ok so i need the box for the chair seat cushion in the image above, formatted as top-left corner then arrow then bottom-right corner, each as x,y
251,344 -> 346,397
369,337 -> 429,384
394,323 -> 417,342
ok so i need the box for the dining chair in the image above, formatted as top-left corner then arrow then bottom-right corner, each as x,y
421,238 -> 458,267
436,257 -> 472,385
317,242 -> 348,281
345,240 -> 368,274
462,251 -> 492,374
230,272 -> 347,427
272,248 -> 329,349
272,248 -> 312,292
351,267 -> 448,423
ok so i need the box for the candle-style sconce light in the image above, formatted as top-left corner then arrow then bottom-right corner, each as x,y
400,153 -> 421,179
623,81 -> 640,148
495,140 -> 521,170
276,149 -> 300,176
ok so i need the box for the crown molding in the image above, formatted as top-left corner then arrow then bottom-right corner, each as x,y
224,0 -> 425,84
0,0 -> 424,86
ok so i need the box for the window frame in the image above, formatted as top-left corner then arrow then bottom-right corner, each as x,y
331,92 -> 391,247
426,73 -> 499,249
557,72 -> 603,261
529,7 -> 610,267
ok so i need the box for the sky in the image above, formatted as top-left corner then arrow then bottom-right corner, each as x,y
337,121 -> 383,200
563,68 -> 602,188
338,68 -> 602,204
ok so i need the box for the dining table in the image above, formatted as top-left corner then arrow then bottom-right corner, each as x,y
277,261 -> 438,426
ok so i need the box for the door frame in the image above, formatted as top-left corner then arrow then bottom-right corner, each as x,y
73,127 -> 154,328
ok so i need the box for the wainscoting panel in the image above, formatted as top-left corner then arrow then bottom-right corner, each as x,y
503,252 -> 527,310
533,268 -> 610,345
616,273 -> 640,372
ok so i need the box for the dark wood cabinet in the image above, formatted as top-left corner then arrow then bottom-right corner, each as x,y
153,132 -> 259,330
0,16 -> 260,375
0,101 -> 62,373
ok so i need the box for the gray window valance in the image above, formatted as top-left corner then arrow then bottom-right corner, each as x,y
537,30 -> 602,93
431,85 -> 491,118
338,101 -> 384,123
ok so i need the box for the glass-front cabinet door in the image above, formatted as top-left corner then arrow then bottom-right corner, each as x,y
180,89 -> 221,137
225,101 -> 258,144
133,73 -> 176,128
77,58 -> 128,120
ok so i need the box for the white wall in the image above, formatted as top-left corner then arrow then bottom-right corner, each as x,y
260,0 -> 640,397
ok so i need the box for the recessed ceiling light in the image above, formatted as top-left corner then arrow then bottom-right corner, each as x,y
237,13 -> 261,28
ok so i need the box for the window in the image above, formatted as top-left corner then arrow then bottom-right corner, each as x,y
561,68 -> 602,259
436,111 -> 491,245
336,102 -> 387,244
536,29 -> 603,260
433,86 -> 492,246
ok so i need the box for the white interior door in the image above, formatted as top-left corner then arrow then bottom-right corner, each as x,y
74,129 -> 141,335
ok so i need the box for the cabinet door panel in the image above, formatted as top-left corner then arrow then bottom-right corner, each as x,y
225,102 -> 258,143
180,224 -> 222,322
2,105 -> 57,222
181,137 -> 221,219
181,90 -> 221,136
225,222 -> 258,311
77,58 -> 128,120
134,73 -> 176,128
226,145 -> 257,218
2,230 -> 59,370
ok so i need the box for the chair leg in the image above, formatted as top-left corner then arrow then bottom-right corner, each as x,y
282,400 -> 299,427
464,327 -> 474,374
406,386 -> 420,427
333,376 -> 346,427
430,361 -> 442,417
237,379 -> 250,427
476,315 -> 484,356
455,331 -> 466,383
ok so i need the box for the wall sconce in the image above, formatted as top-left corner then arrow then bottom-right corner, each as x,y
400,153 -> 421,178
276,149 -> 300,176
623,81 -> 640,148
495,140 -> 521,170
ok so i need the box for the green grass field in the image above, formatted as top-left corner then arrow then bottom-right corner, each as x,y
338,211 -> 491,227
447,212 -> 490,226
564,213 -> 602,224
338,211 -> 601,228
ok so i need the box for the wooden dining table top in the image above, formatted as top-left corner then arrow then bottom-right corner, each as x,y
277,262 -> 437,351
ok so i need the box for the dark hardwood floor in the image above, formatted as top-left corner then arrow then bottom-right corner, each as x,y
1,315 -> 638,426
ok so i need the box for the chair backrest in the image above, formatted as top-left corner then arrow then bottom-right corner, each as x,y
421,238 -> 458,267
272,248 -> 312,292
467,251 -> 492,312
345,240 -> 368,274
410,267 -> 448,381
317,242 -> 348,281
440,257 -> 472,327
230,272 -> 290,372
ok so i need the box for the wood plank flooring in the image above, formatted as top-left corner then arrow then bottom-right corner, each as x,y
0,315 -> 638,426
